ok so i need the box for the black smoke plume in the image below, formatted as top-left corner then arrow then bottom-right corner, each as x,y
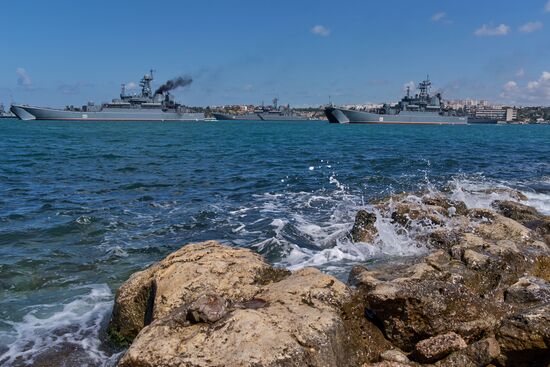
154,76 -> 193,95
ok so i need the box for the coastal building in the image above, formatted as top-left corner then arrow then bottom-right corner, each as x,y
505,107 -> 517,122
473,107 -> 517,122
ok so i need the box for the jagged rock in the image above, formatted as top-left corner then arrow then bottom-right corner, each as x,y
108,241 -> 288,343
473,211 -> 532,243
380,349 -> 410,363
349,265 -> 370,286
392,203 -> 445,227
427,229 -> 462,250
413,332 -> 467,363
114,243 -> 379,367
434,337 -> 500,367
505,276 -> 550,304
364,278 -> 506,351
351,210 -> 378,243
524,218 -> 550,245
422,195 -> 468,216
462,249 -> 489,270
493,200 -> 543,222
497,304 -> 550,367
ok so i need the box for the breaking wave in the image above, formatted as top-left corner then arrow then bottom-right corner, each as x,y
0,284 -> 122,367
230,173 -> 550,276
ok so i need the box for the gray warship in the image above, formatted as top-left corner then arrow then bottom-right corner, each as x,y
213,98 -> 309,121
10,71 -> 205,121
325,77 -> 467,125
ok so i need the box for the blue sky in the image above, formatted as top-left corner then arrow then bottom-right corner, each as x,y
1,0 -> 550,107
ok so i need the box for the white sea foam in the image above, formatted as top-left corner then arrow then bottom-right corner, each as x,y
523,191 -> 550,215
245,174 -> 550,271
0,284 -> 121,367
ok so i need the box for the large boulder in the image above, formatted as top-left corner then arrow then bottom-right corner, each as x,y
363,277 -> 506,351
496,304 -> 550,367
108,240 -> 283,343
112,241 -> 385,367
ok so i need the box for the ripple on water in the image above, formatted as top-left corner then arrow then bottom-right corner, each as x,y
0,122 -> 549,366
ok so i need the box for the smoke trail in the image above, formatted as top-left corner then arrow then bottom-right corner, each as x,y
154,76 -> 193,95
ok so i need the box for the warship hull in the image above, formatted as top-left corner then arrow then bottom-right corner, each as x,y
467,117 -> 499,124
325,107 -> 467,125
212,113 -> 308,121
11,105 -> 205,121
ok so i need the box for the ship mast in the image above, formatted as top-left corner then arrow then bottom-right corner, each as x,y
140,70 -> 154,98
418,75 -> 431,100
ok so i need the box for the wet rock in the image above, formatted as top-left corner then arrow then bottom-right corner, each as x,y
422,195 -> 468,216
380,349 -> 410,364
349,265 -> 370,286
504,276 -> 550,304
434,337 -> 500,367
413,332 -> 467,363
392,203 -> 444,227
351,210 -> 378,243
493,200 -> 543,222
427,229 -> 462,250
186,294 -> 227,323
497,304 -> 550,367
108,241 -> 275,343
479,188 -> 528,201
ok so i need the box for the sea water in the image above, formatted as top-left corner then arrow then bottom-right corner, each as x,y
0,120 -> 549,366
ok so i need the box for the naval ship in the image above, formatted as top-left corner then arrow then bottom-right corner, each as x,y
213,98 -> 309,121
10,71 -> 204,121
325,78 -> 467,125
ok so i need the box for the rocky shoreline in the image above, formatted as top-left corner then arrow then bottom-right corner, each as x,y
108,190 -> 550,366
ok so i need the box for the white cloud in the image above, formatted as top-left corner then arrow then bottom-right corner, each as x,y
431,12 -> 446,22
516,68 -> 525,78
16,67 -> 32,86
500,71 -> 550,104
311,25 -> 330,37
125,82 -> 138,90
431,12 -> 452,24
503,81 -> 518,92
474,24 -> 510,37
546,0 -> 550,12
519,21 -> 543,33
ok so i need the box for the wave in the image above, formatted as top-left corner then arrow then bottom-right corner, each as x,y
0,284 -> 122,367
239,173 -> 550,273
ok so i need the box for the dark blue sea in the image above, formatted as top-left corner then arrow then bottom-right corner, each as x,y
1,119 -> 549,366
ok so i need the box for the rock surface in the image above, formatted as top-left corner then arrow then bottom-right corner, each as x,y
111,241 -> 386,367
111,192 -> 550,367
108,240 -> 281,343
414,332 -> 467,363
351,209 -> 378,243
